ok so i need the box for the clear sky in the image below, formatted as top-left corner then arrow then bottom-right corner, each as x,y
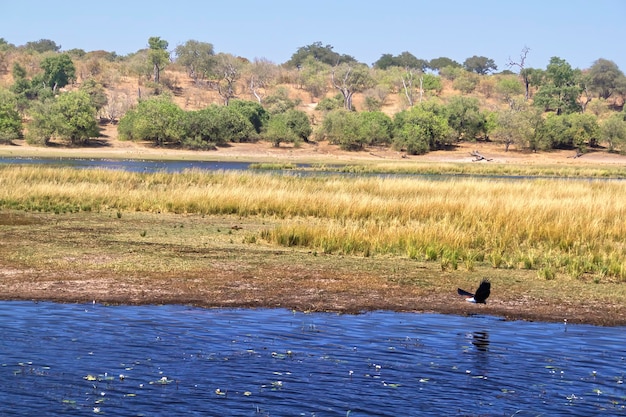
2,0 -> 625,72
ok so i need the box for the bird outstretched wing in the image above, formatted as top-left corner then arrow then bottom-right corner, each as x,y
457,279 -> 491,303
457,288 -> 474,297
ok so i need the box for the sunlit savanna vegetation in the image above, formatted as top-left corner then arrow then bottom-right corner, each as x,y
1,165 -> 625,281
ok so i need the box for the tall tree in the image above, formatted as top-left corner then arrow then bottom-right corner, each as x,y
298,56 -> 331,102
600,113 -> 626,152
0,88 -> 22,142
506,46 -> 531,99
534,57 -> 582,115
148,36 -> 169,83
174,40 -> 215,82
586,58 -> 625,99
373,51 -> 428,71
463,55 -> 497,74
331,63 -> 374,111
213,53 -> 243,105
393,102 -> 452,154
244,58 -> 278,103
429,57 -> 461,72
494,100 -> 542,151
24,39 -> 60,53
287,42 -> 356,67
40,54 -> 76,92
27,91 -> 98,145
446,96 -> 488,140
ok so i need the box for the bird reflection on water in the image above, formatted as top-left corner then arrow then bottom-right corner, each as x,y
472,331 -> 490,352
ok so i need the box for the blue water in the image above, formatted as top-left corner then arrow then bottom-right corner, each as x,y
0,157 -> 254,173
0,302 -> 624,416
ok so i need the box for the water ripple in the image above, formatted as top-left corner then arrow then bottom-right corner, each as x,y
0,302 -> 624,416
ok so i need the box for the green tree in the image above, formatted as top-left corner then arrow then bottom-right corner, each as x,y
357,111 -> 393,146
463,55 -> 497,74
493,100 -> 542,151
446,96 -> 488,140
316,109 -> 362,150
79,78 -> 108,113
534,57 -> 582,115
118,96 -> 185,146
148,36 -> 169,83
40,54 -> 76,91
286,42 -> 356,67
263,86 -> 299,114
422,73 -> 443,95
25,99 -> 56,145
265,109 -> 311,147
373,52 -> 428,71
586,58 -> 626,99
298,56 -> 331,102
282,109 -> 311,142
265,113 -> 298,147
24,39 -> 60,53
229,99 -> 269,134
27,91 -> 99,145
566,112 -> 599,148
331,63 -> 374,110
429,57 -> 461,72
495,75 -> 524,106
0,88 -> 22,142
52,91 -> 99,145
393,102 -> 452,154
600,113 -> 626,152
182,104 -> 255,149
519,67 -> 544,100
452,72 -> 479,94
536,112 -> 598,150
174,39 -> 215,82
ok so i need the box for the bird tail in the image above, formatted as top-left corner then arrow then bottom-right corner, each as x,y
457,288 -> 474,297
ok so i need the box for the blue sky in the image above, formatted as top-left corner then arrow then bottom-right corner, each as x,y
3,0 -> 625,72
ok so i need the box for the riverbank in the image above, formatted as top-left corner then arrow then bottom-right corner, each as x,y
2,135 -> 626,166
1,210 -> 625,326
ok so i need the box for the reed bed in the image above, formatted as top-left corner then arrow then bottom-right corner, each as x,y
1,165 -> 625,280
314,161 -> 626,179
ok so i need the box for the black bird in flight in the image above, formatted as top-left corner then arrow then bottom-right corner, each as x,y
458,279 -> 491,304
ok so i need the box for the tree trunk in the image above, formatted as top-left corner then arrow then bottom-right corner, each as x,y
153,63 -> 160,83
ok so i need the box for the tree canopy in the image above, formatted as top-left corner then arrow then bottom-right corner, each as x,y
286,42 -> 356,68
463,55 -> 497,74
373,52 -> 429,71
40,54 -> 76,91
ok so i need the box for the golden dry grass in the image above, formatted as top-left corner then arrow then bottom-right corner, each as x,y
1,165 -> 625,282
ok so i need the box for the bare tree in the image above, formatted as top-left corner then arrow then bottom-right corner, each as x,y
245,58 -> 278,103
507,46 -> 531,100
331,63 -> 373,110
213,53 -> 243,105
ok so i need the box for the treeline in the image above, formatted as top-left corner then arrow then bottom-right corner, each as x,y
1,37 -> 626,154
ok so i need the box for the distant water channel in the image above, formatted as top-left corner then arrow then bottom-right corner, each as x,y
1,302 -> 624,416
0,157 -> 255,173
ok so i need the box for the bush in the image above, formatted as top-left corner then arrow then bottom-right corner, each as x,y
357,111 -> 393,146
183,105 -> 256,147
393,103 -> 452,154
229,100 -> 269,134
0,89 -> 22,142
117,96 -> 185,145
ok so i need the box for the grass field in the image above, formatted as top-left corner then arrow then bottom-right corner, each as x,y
1,164 -> 625,325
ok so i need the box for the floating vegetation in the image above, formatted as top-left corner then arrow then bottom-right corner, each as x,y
149,376 -> 173,385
